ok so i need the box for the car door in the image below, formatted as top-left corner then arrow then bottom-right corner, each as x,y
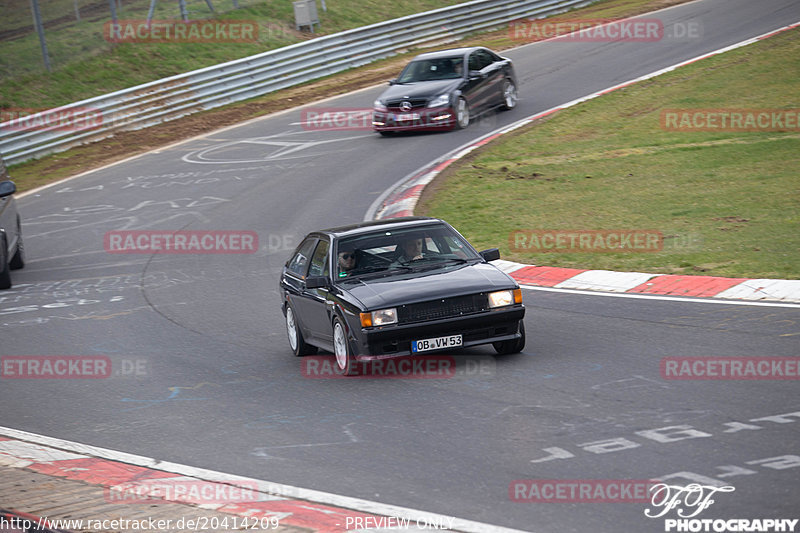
0,180 -> 17,261
477,49 -> 504,109
299,238 -> 333,345
464,50 -> 492,112
282,236 -> 318,337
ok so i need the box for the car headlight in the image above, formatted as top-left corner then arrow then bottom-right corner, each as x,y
373,99 -> 388,112
488,289 -> 521,308
427,94 -> 450,108
360,308 -> 397,327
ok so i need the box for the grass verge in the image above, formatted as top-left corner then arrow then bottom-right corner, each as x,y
417,27 -> 800,279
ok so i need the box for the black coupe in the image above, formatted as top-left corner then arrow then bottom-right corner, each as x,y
279,217 -> 525,375
372,47 -> 518,134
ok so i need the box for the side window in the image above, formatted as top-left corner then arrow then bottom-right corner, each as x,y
308,240 -> 330,278
477,50 -> 494,69
287,238 -> 317,278
468,52 -> 480,71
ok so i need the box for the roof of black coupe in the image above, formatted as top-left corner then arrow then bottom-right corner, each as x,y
320,217 -> 445,238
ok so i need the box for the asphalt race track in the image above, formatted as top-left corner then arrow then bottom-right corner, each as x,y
2,0 -> 800,531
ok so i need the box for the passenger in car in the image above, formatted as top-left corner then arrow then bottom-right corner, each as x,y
337,248 -> 358,276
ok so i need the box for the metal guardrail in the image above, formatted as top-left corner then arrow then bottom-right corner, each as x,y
0,0 -> 594,165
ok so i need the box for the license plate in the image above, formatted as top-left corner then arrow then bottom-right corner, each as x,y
412,334 -> 462,353
395,113 -> 420,122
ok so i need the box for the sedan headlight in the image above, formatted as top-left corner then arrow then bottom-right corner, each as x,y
488,289 -> 521,308
373,99 -> 388,112
360,308 -> 397,327
427,94 -> 450,108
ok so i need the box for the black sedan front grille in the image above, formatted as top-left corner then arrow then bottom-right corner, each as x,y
386,98 -> 428,109
397,294 -> 488,323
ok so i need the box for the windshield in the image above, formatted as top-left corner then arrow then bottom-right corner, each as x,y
335,224 -> 480,280
396,57 -> 464,83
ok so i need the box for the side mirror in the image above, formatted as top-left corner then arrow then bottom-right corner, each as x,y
479,248 -> 500,262
388,78 -> 397,85
304,276 -> 329,289
468,70 -> 485,80
0,180 -> 16,198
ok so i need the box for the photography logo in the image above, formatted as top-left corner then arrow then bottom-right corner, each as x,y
645,483 -> 798,532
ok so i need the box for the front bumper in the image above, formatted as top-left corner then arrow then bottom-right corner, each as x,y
372,106 -> 455,132
352,305 -> 525,359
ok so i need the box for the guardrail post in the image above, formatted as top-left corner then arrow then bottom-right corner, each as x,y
29,0 -> 52,72
107,0 -> 118,23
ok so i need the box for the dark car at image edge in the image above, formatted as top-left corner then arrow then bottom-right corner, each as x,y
372,46 -> 518,135
279,217 -> 525,375
0,155 -> 25,290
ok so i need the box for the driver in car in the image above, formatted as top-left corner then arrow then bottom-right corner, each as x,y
395,236 -> 425,263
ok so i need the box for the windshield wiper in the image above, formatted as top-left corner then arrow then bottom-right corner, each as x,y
409,257 -> 477,272
414,257 -> 474,266
350,265 -> 413,280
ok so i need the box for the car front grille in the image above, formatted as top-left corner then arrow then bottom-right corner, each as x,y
397,294 -> 488,323
386,98 -> 428,110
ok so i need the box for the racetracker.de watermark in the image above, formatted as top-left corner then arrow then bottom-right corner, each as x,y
301,355 -> 497,379
661,109 -> 800,132
510,229 -> 663,253
510,18 -> 665,42
661,357 -> 800,380
301,108 -> 373,131
1,357 -> 148,378
103,20 -> 258,43
509,479 -> 658,502
105,480 -> 261,504
104,230 -> 258,254
0,107 -> 102,132
1,356 -> 111,379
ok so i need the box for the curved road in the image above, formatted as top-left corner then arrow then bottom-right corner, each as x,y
2,0 -> 800,531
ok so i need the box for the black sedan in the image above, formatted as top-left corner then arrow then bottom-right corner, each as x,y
0,157 -> 25,290
372,46 -> 518,134
279,217 -> 525,375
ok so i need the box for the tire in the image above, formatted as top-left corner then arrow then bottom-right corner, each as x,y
0,234 -> 11,290
493,320 -> 525,355
454,97 -> 470,129
378,131 -> 394,137
500,79 -> 518,111
9,219 -> 24,270
333,317 -> 357,376
286,304 -> 317,356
